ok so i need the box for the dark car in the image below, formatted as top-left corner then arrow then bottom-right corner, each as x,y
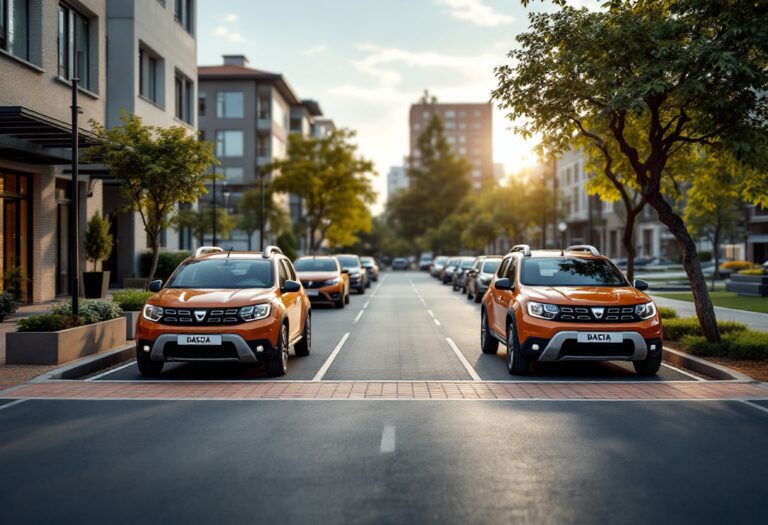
360,256 -> 379,285
430,256 -> 448,278
452,257 -> 477,291
419,254 -> 433,271
334,254 -> 368,294
441,257 -> 461,284
392,257 -> 410,270
466,256 -> 502,303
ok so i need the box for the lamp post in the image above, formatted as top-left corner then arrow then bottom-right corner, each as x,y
212,167 -> 218,246
222,185 -> 231,244
70,77 -> 81,320
558,221 -> 568,249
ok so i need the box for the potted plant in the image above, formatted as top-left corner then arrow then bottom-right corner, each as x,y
83,212 -> 114,298
0,291 -> 19,322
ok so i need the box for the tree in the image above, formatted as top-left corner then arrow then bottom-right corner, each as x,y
84,212 -> 113,272
174,207 -> 237,246
493,1 -> 768,341
87,112 -> 217,283
265,129 -> 376,253
235,187 -> 289,251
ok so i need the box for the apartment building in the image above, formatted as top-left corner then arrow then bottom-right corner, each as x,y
101,0 -> 198,284
198,55 -> 327,253
408,102 -> 493,191
0,0 -> 107,302
387,165 -> 408,201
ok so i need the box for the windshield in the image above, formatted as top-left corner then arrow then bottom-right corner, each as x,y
460,258 -> 475,269
360,257 -> 374,266
434,256 -> 448,265
294,258 -> 338,272
481,259 -> 501,274
336,255 -> 360,268
521,258 -> 627,287
167,259 -> 274,289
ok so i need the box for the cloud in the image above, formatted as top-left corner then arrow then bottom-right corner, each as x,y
213,25 -> 245,43
223,13 -> 238,22
303,45 -> 328,57
436,0 -> 514,27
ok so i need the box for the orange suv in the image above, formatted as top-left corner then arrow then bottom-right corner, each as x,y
481,245 -> 662,376
295,255 -> 350,308
135,246 -> 311,378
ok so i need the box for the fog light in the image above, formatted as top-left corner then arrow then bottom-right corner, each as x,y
256,345 -> 264,353
650,344 -> 657,351
532,344 -> 540,351
142,345 -> 150,353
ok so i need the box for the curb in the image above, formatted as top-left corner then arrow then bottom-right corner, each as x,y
31,343 -> 135,382
663,347 -> 753,381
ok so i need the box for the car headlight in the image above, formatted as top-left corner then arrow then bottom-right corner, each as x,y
143,304 -> 163,322
635,301 -> 657,319
527,301 -> 559,320
323,277 -> 340,286
239,304 -> 271,321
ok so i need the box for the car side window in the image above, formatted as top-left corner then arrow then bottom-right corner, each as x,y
278,260 -> 288,288
506,258 -> 518,282
283,259 -> 297,281
497,258 -> 510,278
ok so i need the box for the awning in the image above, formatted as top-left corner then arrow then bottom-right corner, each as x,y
0,106 -> 100,165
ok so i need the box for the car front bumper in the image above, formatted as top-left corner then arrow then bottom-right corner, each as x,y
138,334 -> 279,363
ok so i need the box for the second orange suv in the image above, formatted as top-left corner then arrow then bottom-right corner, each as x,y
481,245 -> 662,376
135,246 -> 311,378
294,255 -> 350,308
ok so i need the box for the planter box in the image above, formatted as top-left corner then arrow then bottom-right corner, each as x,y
725,274 -> 768,297
122,311 -> 140,340
6,317 -> 127,365
123,278 -> 148,289
84,271 -> 110,298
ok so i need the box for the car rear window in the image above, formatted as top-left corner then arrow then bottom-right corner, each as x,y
336,255 -> 360,268
167,259 -> 274,289
521,258 -> 627,287
295,258 -> 338,272
460,258 -> 475,269
481,259 -> 501,273
434,256 -> 448,265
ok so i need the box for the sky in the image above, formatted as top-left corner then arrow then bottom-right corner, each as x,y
197,0 -> 596,212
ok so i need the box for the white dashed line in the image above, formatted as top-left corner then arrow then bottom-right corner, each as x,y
380,425 -> 396,453
739,400 -> 768,415
434,318 -> 441,326
354,310 -> 365,324
363,300 -> 370,309
86,361 -> 136,381
446,337 -> 482,381
312,332 -> 350,381
427,309 -> 435,318
0,399 -> 26,412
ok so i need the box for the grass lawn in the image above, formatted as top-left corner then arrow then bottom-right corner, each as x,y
655,291 -> 768,314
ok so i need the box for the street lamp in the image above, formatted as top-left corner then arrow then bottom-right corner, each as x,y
558,221 -> 567,249
222,185 -> 231,210
212,166 -> 218,246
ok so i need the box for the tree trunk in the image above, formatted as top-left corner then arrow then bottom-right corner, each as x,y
146,242 -> 161,286
712,220 -> 721,292
247,232 -> 252,252
622,214 -> 637,282
649,194 -> 720,342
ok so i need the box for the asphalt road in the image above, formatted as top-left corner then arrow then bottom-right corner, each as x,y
92,271 -> 694,382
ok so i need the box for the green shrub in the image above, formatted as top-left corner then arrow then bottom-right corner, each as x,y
680,335 -> 729,356
49,299 -> 123,324
84,212 -> 114,271
663,317 -> 748,341
681,331 -> 768,361
112,289 -> 153,311
17,314 -> 83,332
719,260 -> 757,272
737,268 -> 767,276
138,251 -> 191,281
0,291 -> 19,322
658,306 -> 678,319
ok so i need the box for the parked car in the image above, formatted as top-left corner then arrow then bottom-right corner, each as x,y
335,254 -> 368,294
441,257 -> 461,284
295,256 -> 350,309
419,254 -> 433,271
430,256 -> 448,278
360,256 -> 380,284
466,256 -> 502,303
392,257 -> 410,270
481,244 -> 661,376
452,257 -> 477,291
135,245 -> 311,378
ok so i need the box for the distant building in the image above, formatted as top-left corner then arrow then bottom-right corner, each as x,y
387,166 -> 409,201
409,102 -> 493,191
493,163 -> 505,183
311,118 -> 336,138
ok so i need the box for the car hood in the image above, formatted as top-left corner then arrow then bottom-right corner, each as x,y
297,271 -> 338,281
522,286 -> 650,305
151,288 -> 274,308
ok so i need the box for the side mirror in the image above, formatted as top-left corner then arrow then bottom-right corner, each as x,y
633,279 -> 649,291
283,279 -> 302,293
148,280 -> 163,293
495,277 -> 513,291
341,268 -> 350,274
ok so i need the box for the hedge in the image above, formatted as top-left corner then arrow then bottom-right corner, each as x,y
112,289 -> 153,311
663,317 -> 747,341
681,331 -> 768,361
49,300 -> 122,325
138,251 -> 191,282
658,306 -> 678,319
17,314 -> 84,332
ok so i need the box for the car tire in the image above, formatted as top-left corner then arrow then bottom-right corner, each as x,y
466,286 -> 473,301
294,315 -> 311,357
462,285 -> 467,294
633,351 -> 662,376
366,279 -> 371,288
452,281 -> 459,291
344,293 -> 350,305
506,322 -> 529,375
480,309 -> 499,354
358,284 -> 365,294
473,290 -> 483,304
136,347 -> 163,377
266,324 -> 289,377
335,296 -> 345,309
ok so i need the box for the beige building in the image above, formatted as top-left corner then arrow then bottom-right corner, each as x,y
408,102 -> 493,191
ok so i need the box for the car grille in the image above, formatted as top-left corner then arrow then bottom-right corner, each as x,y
555,306 -> 641,323
301,280 -> 327,289
160,307 -> 242,326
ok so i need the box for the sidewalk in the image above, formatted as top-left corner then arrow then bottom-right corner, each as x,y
650,295 -> 768,332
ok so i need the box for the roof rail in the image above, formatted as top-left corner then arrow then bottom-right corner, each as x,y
195,246 -> 224,257
509,244 -> 531,257
263,245 -> 283,258
566,245 -> 600,256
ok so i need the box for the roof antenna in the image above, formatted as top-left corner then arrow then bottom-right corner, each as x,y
561,248 -> 564,256
225,247 -> 233,263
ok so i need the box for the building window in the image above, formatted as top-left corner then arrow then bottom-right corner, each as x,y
444,121 -> 456,130
139,47 -> 162,104
216,131 -> 243,158
58,3 -> 91,90
573,187 -> 579,214
216,91 -> 244,119
198,90 -> 206,116
257,94 -> 270,119
0,0 -> 29,60
174,0 -> 193,33
445,110 -> 455,118
223,167 -> 244,184
174,71 -> 193,124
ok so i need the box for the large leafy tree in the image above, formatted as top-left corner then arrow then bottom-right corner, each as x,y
493,1 -> 768,341
235,186 -> 289,251
173,207 -> 237,246
87,113 -> 217,283
265,129 -> 376,253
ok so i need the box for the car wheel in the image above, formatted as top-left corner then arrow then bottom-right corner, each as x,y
358,284 -> 365,294
462,285 -> 467,294
136,346 -> 163,377
473,290 -> 483,304
633,351 -> 662,376
266,324 -> 289,377
480,309 -> 499,354
344,293 -> 350,305
506,322 -> 529,375
366,279 -> 371,288
294,315 -> 311,357
452,280 -> 459,291
466,285 -> 473,300
335,296 -> 345,309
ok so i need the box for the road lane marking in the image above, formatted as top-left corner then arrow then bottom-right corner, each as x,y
363,300 -> 370,309
739,400 -> 768,415
354,310 -> 365,324
661,362 -> 704,381
427,309 -> 435,318
312,332 -> 351,381
87,361 -> 136,381
446,337 -> 482,381
0,399 -> 26,412
419,297 -> 427,306
434,318 -> 441,326
379,425 -> 396,453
